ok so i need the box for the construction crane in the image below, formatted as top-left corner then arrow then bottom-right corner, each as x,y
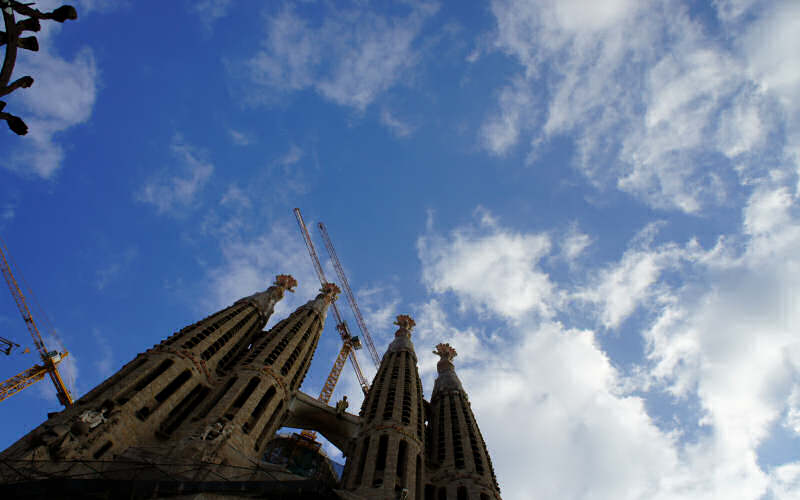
0,238 -> 73,406
1,336 -> 20,355
317,222 -> 381,369
294,208 -> 369,402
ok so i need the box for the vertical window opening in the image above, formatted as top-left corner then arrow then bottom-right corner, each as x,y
457,486 -> 468,500
195,376 -> 237,420
368,353 -> 391,421
437,398 -> 446,463
402,353 -> 412,425
243,386 -> 276,434
382,363 -> 400,421
449,395 -> 465,469
373,434 -> 388,486
157,384 -> 210,438
243,317 -> 289,365
396,439 -> 408,479
355,436 -> 370,487
216,318 -> 266,376
136,369 -> 191,421
281,318 -> 318,376
225,377 -> 260,420
155,370 -> 191,403
116,359 -> 173,405
461,394 -> 484,474
201,310 -> 257,361
290,334 -> 317,391
438,486 -> 447,500
416,369 -> 424,439
264,314 -> 307,365
254,400 -> 284,452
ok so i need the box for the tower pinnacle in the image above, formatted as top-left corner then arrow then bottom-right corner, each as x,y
238,274 -> 298,319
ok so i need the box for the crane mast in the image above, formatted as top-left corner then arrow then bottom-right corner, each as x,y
0,238 -> 73,406
317,222 -> 381,369
294,209 -> 370,395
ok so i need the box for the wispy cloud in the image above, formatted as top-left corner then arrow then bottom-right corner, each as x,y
228,128 -> 254,146
277,144 -> 303,166
95,247 -> 138,290
190,0 -> 233,31
237,1 -> 439,111
380,109 -> 415,138
480,0 -> 798,213
135,136 -> 214,215
91,328 -> 114,378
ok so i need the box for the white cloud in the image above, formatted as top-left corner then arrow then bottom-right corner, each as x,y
240,1 -> 439,111
380,109 -> 414,138
576,223 -> 686,330
480,77 -> 533,156
356,285 -> 400,349
416,195 -> 800,499
560,223 -> 592,262
135,137 -> 214,215
769,462 -> 800,500
482,0 -> 796,213
417,208 -> 556,320
205,224 -> 322,325
3,44 -> 97,178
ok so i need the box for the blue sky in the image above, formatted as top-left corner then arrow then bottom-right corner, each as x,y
1,0 -> 800,498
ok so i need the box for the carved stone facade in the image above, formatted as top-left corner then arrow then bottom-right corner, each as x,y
425,344 -> 501,500
0,278 -> 501,500
342,315 -> 426,499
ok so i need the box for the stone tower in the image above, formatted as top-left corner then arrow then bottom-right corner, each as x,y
426,343 -> 501,500
0,279 -> 504,500
0,276 -> 338,467
342,315 -> 425,500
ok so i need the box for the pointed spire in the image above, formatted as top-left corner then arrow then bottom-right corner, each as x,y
387,314 -> 417,354
238,274 -> 297,318
302,282 -> 340,314
432,342 -> 464,396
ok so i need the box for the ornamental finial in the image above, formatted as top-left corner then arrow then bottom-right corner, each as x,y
394,314 -> 416,332
274,274 -> 297,292
320,282 -> 341,303
433,343 -> 457,363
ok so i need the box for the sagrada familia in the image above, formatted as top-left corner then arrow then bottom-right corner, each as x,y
0,276 -> 501,500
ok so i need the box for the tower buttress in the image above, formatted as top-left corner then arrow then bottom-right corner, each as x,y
343,315 -> 425,500
427,343 -> 501,500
